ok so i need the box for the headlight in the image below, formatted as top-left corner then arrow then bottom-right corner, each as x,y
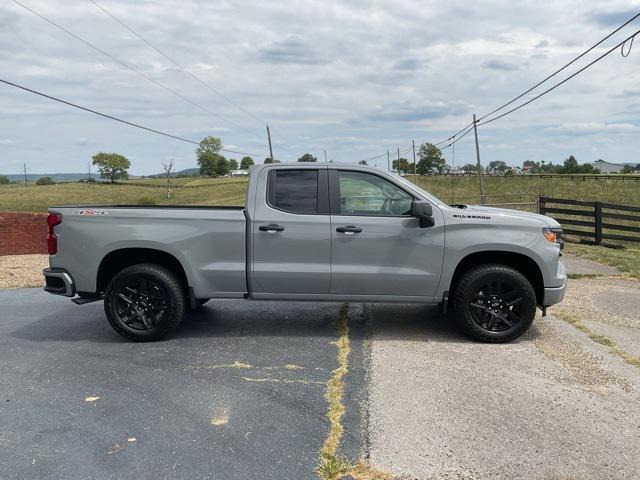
543,227 -> 564,249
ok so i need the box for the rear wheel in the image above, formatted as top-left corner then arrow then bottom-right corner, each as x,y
453,264 -> 536,343
104,263 -> 185,341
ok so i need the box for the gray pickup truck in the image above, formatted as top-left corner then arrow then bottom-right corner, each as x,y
43,163 -> 566,342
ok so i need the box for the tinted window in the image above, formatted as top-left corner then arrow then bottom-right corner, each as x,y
337,171 -> 412,216
269,169 -> 318,214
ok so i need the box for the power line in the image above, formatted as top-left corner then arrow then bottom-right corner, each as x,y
434,122 -> 474,146
434,11 -> 640,143
0,77 -> 266,157
476,11 -> 640,123
478,29 -> 640,127
11,0 -> 262,139
87,0 -> 297,154
358,143 -> 413,164
440,124 -> 475,150
86,1 -> 283,132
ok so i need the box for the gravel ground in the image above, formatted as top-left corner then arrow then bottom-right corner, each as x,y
556,276 -> 640,359
366,307 -> 640,480
366,257 -> 640,480
561,253 -> 621,276
0,254 -> 47,289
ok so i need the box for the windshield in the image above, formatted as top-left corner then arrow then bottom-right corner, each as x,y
393,174 -> 447,206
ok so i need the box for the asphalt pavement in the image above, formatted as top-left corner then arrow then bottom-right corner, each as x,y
0,289 -> 367,480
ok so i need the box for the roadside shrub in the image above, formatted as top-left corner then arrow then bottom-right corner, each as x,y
87,177 -> 96,183
36,176 -> 55,185
137,196 -> 156,205
0,175 -> 9,184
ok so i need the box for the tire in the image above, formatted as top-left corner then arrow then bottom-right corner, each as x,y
453,264 -> 536,343
104,263 -> 186,341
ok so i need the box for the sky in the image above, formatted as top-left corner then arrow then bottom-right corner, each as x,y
1,0 -> 639,175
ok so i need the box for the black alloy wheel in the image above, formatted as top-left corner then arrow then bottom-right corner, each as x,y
104,263 -> 185,341
468,279 -> 524,333
113,278 -> 169,331
453,264 -> 536,343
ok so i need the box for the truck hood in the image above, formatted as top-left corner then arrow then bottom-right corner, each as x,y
451,204 -> 561,228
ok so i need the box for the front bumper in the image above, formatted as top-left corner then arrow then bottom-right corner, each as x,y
542,261 -> 567,306
43,267 -> 76,297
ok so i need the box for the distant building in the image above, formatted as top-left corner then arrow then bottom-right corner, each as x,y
229,169 -> 249,176
588,159 -> 625,173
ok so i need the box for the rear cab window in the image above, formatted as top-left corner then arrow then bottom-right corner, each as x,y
267,169 -> 319,214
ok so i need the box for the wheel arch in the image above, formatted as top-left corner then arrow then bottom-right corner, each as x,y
449,251 -> 544,305
96,248 -> 190,296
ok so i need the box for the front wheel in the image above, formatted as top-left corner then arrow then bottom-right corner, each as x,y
104,263 -> 186,341
453,264 -> 536,343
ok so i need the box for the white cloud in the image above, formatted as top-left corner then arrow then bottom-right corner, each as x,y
0,139 -> 16,146
551,122 -> 640,136
0,0 -> 638,174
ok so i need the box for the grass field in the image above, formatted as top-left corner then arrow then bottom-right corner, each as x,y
415,175 -> 640,208
1,173 -> 638,274
0,177 -> 247,212
0,174 -> 638,213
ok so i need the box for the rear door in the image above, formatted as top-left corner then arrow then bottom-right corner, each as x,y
250,166 -> 331,296
329,168 -> 444,298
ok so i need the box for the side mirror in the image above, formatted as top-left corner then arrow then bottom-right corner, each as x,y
411,200 -> 435,228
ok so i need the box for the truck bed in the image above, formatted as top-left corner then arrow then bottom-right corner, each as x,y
48,205 -> 248,299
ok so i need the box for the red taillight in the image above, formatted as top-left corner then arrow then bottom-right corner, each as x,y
47,213 -> 62,255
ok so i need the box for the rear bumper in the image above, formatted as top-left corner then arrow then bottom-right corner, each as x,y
43,268 -> 76,297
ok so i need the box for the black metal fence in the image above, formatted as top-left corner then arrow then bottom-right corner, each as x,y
539,196 -> 640,245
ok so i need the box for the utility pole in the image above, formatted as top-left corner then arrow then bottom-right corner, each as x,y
412,139 -> 417,182
387,150 -> 390,171
397,147 -> 400,173
323,149 -> 327,162
88,161 -> 92,180
23,163 -> 27,187
472,114 -> 486,204
266,124 -> 274,162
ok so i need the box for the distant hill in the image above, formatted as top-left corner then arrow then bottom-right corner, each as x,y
145,167 -> 200,179
1,173 -> 100,182
1,167 -> 202,183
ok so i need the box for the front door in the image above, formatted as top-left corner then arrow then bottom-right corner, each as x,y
250,166 -> 332,296
329,169 -> 444,298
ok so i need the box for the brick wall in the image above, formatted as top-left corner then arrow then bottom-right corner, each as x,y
0,212 -> 48,255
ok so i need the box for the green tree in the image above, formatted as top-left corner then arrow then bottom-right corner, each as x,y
92,152 -> 131,183
560,155 -> 579,173
392,158 -> 411,174
264,157 -> 274,164
216,157 -> 230,176
36,176 -> 55,185
196,136 -> 222,177
0,175 -> 9,184
416,143 -> 446,174
462,163 -> 480,173
622,165 -> 634,174
297,153 -> 317,162
487,160 -> 508,173
228,158 -> 239,170
240,156 -> 255,169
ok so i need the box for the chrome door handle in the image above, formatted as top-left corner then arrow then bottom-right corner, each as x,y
336,225 -> 362,234
259,224 -> 285,232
